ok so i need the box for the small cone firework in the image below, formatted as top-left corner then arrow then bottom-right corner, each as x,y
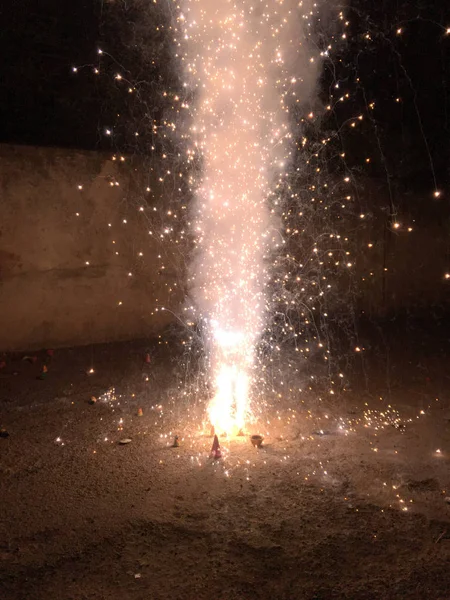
137,407 -> 143,417
210,425 -> 215,437
172,435 -> 179,448
210,434 -> 222,459
38,365 -> 48,380
144,353 -> 151,364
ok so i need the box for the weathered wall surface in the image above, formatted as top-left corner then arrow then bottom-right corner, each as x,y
0,144 -> 448,351
0,144 -> 184,351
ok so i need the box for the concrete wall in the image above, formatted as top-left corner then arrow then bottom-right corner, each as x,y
0,144 -> 448,351
0,144 -> 184,351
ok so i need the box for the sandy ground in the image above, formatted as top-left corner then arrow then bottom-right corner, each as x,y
1,330 -> 450,600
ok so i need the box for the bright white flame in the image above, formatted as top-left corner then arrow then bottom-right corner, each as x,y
208,363 -> 249,434
207,323 -> 253,431
212,325 -> 245,350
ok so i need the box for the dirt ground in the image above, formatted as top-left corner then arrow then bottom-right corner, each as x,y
1,327 -> 450,600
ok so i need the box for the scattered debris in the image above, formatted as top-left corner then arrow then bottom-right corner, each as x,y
119,438 -> 132,445
250,434 -> 263,448
137,407 -> 143,417
23,355 -> 37,364
312,430 -> 332,437
435,530 -> 448,544
0,428 -> 9,438
89,396 -> 97,405
144,353 -> 151,364
444,497 -> 450,505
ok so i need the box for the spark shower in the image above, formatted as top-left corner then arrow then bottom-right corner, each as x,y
175,0 -> 326,433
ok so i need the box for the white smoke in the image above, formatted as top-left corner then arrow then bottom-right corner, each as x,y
176,0 -> 328,431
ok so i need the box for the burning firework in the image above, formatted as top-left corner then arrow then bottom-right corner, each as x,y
176,0 -> 327,433
66,0 -> 446,444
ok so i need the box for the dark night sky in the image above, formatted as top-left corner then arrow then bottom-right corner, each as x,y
0,1 -> 102,149
1,0 -> 449,190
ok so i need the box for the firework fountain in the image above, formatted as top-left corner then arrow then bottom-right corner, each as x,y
176,1 -> 326,434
